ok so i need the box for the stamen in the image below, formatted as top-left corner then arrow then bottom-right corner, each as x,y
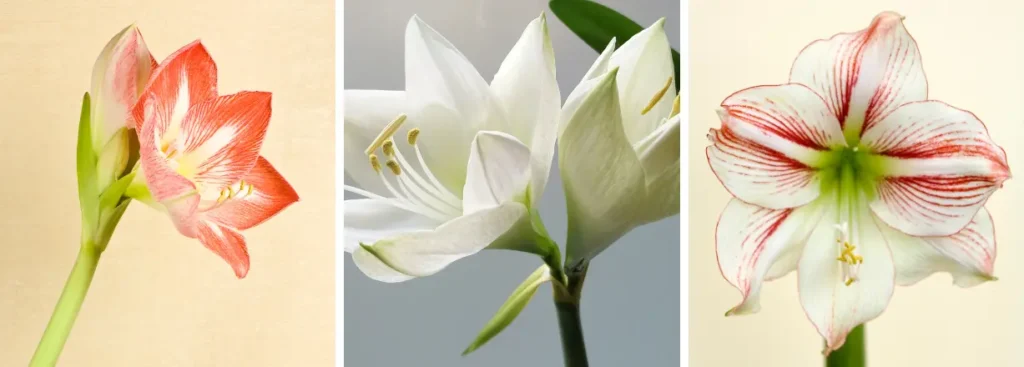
641,77 -> 674,115
365,114 -> 407,155
833,223 -> 863,287
369,154 -> 382,173
386,160 -> 401,175
407,128 -> 421,145
382,140 -> 396,157
670,95 -> 680,118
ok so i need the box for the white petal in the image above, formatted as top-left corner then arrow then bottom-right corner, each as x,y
489,14 -> 560,208
343,198 -> 442,252
884,207 -> 997,287
863,101 -> 1009,237
462,131 -> 532,214
798,205 -> 894,353
361,202 -> 528,278
351,246 -> 415,283
717,199 -> 821,315
343,90 -> 411,197
635,115 -> 681,223
609,18 -> 676,144
789,12 -> 926,138
559,68 -> 645,263
709,84 -> 844,209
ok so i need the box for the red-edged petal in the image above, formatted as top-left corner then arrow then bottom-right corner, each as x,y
205,156 -> 299,231
716,199 -> 820,315
139,98 -> 198,203
177,91 -> 272,192
863,101 -> 1009,237
132,40 -> 218,132
789,12 -> 926,137
196,220 -> 250,278
710,84 -> 843,209
91,25 -> 158,142
885,207 -> 997,287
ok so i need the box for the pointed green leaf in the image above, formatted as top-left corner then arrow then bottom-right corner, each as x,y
462,264 -> 553,356
76,93 -> 100,235
549,0 -> 680,91
98,170 -> 136,211
94,199 -> 130,252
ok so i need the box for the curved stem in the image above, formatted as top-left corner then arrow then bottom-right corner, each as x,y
554,263 -> 590,367
29,243 -> 102,367
826,324 -> 865,367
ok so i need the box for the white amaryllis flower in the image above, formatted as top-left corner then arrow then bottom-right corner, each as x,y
558,19 -> 680,266
708,12 -> 1009,353
343,14 -> 560,282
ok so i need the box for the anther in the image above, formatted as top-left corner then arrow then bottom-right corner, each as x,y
407,128 -> 421,145
670,95 -> 680,118
382,140 -> 395,157
386,160 -> 401,175
369,154 -> 381,173
641,77 -> 674,115
365,114 -> 408,155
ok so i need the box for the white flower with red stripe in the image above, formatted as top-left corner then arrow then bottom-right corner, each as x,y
708,12 -> 1008,353
130,41 -> 299,278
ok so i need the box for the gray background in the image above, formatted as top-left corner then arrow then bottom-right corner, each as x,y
344,0 -> 680,365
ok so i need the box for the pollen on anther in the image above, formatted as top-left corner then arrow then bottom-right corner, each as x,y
382,140 -> 395,157
386,159 -> 401,175
369,154 -> 382,173
670,95 -> 681,118
408,128 -> 421,145
641,76 -> 674,115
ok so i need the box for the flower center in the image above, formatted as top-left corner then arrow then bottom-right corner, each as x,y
352,114 -> 462,221
834,222 -> 863,286
818,145 -> 885,202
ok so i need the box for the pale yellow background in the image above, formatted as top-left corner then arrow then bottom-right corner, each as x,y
692,1 -> 1024,366
0,1 -> 334,366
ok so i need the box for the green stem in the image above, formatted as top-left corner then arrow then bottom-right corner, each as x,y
554,263 -> 590,367
29,243 -> 103,367
826,324 -> 866,367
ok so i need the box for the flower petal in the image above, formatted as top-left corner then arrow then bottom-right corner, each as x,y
635,115 -> 681,223
139,97 -> 198,204
205,156 -> 299,231
489,14 -> 560,207
351,245 -> 416,283
343,198 -> 443,253
884,207 -> 996,287
710,84 -> 844,209
609,18 -> 677,145
798,206 -> 895,354
559,68 -> 645,263
196,220 -> 250,278
789,12 -> 926,137
863,101 -> 1009,237
132,40 -> 217,133
359,202 -> 528,279
90,24 -> 157,149
462,131 -> 532,215
717,199 -> 821,315
343,90 -> 410,197
176,91 -> 272,193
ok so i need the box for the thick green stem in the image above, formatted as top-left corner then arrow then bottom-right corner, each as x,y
29,243 -> 103,367
826,324 -> 866,367
554,264 -> 590,367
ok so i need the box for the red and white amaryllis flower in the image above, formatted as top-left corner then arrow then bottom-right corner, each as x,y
707,12 -> 1009,353
131,41 -> 299,278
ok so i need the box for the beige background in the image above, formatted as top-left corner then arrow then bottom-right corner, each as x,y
691,1 -> 1024,366
0,1 -> 334,366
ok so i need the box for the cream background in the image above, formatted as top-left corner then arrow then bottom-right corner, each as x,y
691,1 -> 1024,366
0,1 -> 334,366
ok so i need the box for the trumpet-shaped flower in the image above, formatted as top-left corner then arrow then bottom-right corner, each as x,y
90,25 -> 157,189
558,19 -> 680,265
708,12 -> 1008,353
343,14 -> 560,282
131,41 -> 299,278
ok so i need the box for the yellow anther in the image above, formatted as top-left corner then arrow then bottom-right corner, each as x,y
217,188 -> 229,203
845,278 -> 855,286
670,95 -> 680,118
369,154 -> 381,173
246,182 -> 254,196
641,77 -> 674,115
408,128 -> 421,145
386,159 -> 401,175
365,114 -> 408,155
382,139 -> 395,157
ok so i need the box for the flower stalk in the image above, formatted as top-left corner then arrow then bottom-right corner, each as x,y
554,263 -> 590,367
825,324 -> 865,367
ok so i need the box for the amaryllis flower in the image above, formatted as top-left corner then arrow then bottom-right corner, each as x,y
130,41 -> 299,278
708,12 -> 1008,352
90,24 -> 157,189
343,14 -> 559,282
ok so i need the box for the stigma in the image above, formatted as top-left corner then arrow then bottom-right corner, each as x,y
834,223 -> 863,286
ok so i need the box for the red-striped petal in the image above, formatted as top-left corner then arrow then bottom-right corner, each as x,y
132,40 -> 218,132
205,156 -> 299,231
196,220 -> 250,278
789,12 -> 926,137
710,84 -> 843,209
139,98 -> 199,204
886,207 -> 996,287
863,101 -> 1009,236
177,91 -> 272,192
